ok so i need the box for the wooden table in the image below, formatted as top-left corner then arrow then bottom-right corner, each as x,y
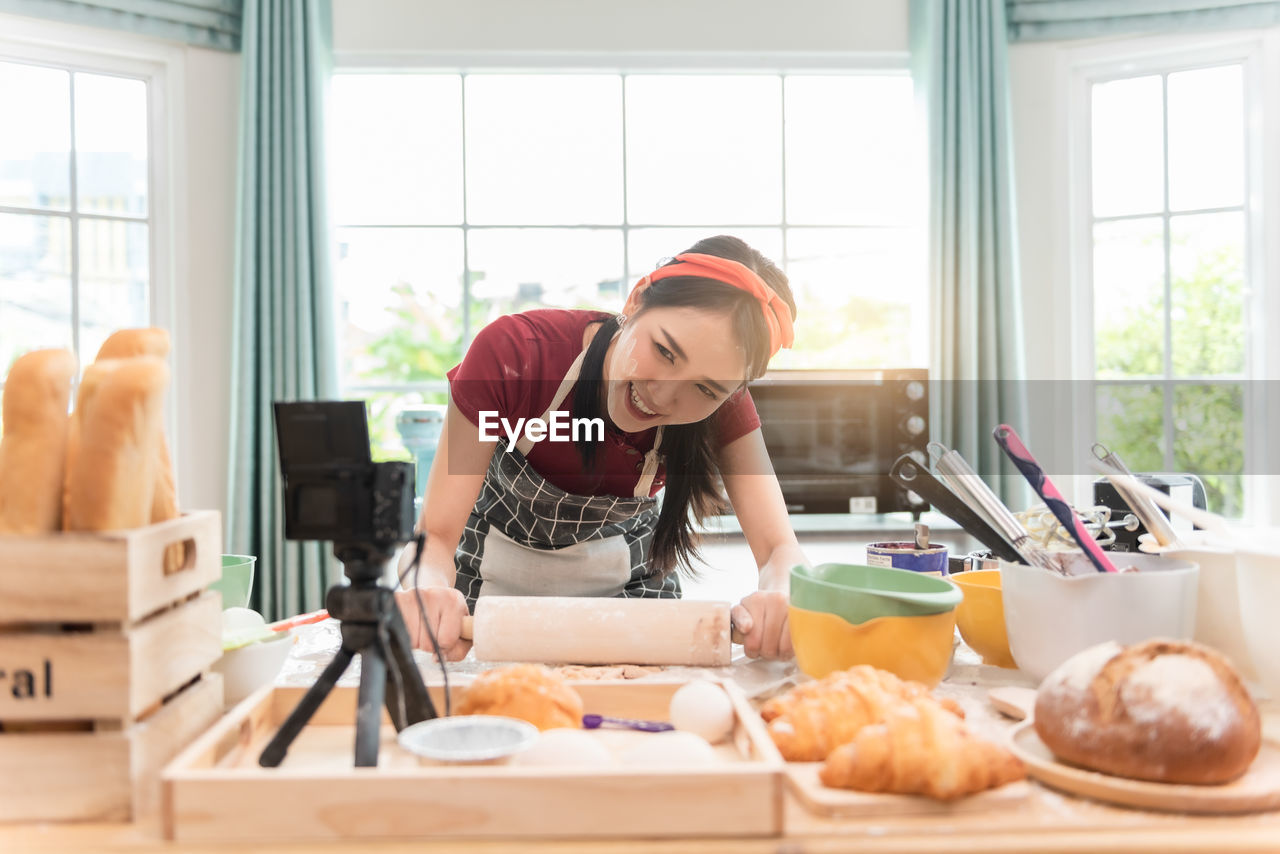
4,624 -> 1278,853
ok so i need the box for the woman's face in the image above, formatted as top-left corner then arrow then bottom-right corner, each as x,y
602,306 -> 749,434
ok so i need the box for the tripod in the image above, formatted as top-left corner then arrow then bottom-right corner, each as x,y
258,542 -> 438,768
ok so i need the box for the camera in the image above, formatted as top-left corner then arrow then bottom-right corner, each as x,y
274,401 -> 416,548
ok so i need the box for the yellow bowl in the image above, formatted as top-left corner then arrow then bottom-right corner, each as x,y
788,605 -> 957,686
951,570 -> 1016,669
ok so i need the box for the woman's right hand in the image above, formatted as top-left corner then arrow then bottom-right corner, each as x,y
395,587 -> 472,661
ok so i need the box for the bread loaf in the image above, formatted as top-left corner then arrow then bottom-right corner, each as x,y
64,357 -> 169,532
1034,639 -> 1261,784
457,664 -> 584,731
0,349 -> 77,533
92,329 -> 183,570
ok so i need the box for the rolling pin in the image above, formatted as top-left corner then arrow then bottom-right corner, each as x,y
458,596 -> 746,666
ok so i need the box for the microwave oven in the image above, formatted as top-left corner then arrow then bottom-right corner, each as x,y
747,369 -> 929,516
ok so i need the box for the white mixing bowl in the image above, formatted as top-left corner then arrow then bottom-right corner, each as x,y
1000,552 -> 1199,683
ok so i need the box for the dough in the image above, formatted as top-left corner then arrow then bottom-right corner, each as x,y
618,731 -> 717,767
510,728 -> 614,767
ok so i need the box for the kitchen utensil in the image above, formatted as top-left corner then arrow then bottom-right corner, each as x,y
888,454 -> 1026,564
268,608 -> 330,632
1096,469 -> 1235,542
1008,724 -> 1280,814
952,569 -> 1017,668
789,563 -> 963,624
458,597 -> 744,666
788,605 -> 957,685
1091,444 -> 1180,547
999,554 -> 1199,682
993,424 -> 1119,574
581,714 -> 674,732
397,715 -> 539,764
931,444 -> 1055,571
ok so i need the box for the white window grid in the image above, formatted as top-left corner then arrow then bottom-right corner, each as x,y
333,64 -> 916,399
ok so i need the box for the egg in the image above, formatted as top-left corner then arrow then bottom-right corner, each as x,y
668,679 -> 735,744
509,728 -> 615,767
618,731 -> 717,767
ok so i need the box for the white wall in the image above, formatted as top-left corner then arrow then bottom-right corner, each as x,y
173,47 -> 238,522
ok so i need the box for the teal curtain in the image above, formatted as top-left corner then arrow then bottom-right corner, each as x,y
1007,0 -> 1280,42
0,0 -> 242,51
911,0 -> 1029,499
228,0 -> 339,621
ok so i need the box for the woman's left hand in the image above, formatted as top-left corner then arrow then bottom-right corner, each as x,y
730,591 -> 793,660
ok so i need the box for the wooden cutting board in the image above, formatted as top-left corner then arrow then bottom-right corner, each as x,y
785,763 -> 1032,817
1009,723 -> 1280,815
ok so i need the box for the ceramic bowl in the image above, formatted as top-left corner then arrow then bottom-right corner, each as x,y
212,630 -> 293,707
1139,532 -> 1257,680
789,563 -> 962,626
398,715 -> 539,765
788,604 -> 957,686
1234,530 -> 1280,699
951,569 -> 1016,669
999,552 -> 1199,683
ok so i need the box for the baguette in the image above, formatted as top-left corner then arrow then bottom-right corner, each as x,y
64,357 -> 169,532
0,349 -> 77,533
92,329 -> 184,570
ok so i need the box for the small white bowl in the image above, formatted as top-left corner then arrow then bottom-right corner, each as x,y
211,631 -> 294,707
398,715 -> 539,764
999,552 -> 1199,683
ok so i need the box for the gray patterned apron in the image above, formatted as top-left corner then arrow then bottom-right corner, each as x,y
453,348 -> 680,611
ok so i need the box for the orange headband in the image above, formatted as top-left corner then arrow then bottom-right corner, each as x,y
629,253 -> 795,358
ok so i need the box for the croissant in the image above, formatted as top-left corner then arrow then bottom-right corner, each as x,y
763,665 -> 964,761
457,664 -> 584,731
820,703 -> 1026,800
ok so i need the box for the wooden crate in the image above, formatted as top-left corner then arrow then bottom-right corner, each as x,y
0,510 -> 222,624
0,672 -> 223,822
0,511 -> 227,822
163,679 -> 786,842
0,591 -> 222,721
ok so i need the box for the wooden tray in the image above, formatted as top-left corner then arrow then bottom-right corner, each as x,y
0,510 -> 221,624
785,762 -> 1032,817
163,679 -> 785,842
1009,722 -> 1280,814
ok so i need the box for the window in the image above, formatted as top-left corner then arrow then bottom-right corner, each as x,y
1076,47 -> 1267,519
0,58 -> 153,388
327,70 -> 925,457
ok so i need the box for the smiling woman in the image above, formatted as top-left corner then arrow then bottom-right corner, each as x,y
395,235 -> 810,664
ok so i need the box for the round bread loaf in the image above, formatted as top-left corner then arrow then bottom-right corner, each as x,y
456,664 -> 584,731
1034,639 -> 1261,784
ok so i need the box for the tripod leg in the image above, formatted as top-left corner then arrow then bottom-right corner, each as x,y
259,646 -> 355,767
355,641 -> 388,767
384,602 -> 438,727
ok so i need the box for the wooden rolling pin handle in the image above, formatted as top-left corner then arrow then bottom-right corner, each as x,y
458,615 -> 745,644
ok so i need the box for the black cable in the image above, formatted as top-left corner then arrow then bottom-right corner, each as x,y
398,533 -> 451,716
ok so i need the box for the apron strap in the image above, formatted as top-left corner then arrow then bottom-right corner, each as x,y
634,425 -> 664,498
514,336 -> 664,498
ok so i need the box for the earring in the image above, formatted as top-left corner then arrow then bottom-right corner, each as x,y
616,313 -> 627,325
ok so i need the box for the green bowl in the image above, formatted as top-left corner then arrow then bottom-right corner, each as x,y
209,554 -> 257,610
790,562 -> 962,625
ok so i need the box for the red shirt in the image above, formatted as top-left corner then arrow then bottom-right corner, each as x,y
447,309 -> 761,498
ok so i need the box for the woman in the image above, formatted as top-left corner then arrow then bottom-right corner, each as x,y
395,235 -> 807,661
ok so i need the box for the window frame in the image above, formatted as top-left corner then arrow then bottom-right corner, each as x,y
0,13 -> 183,456
1064,29 -> 1280,522
330,50 -> 920,403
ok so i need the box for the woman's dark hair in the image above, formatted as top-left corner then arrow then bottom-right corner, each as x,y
571,235 -> 797,579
